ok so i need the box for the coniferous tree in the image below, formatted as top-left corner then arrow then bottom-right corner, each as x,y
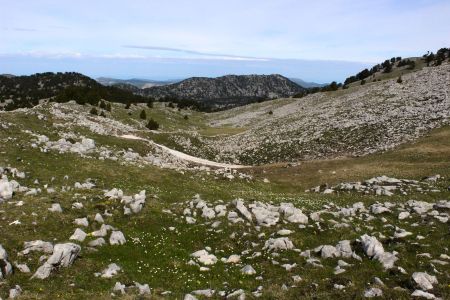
146,118 -> 159,130
140,110 -> 147,119
89,107 -> 98,115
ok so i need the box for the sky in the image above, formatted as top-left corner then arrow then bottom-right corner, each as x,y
0,0 -> 449,83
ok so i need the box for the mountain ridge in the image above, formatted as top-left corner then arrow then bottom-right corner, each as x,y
141,74 -> 304,109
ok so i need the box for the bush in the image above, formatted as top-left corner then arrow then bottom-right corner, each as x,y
89,107 -> 98,115
268,110 -> 273,115
105,103 -> 112,112
360,79 -> 366,85
183,115 -> 189,120
397,76 -> 403,84
140,110 -> 147,119
100,111 -> 106,117
147,100 -> 153,108
125,102 -> 131,109
146,118 -> 159,130
99,100 -> 106,109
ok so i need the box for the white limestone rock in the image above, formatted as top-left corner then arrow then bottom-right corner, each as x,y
73,217 -> 89,227
48,203 -> 62,213
88,238 -> 106,247
360,234 -> 397,269
109,231 -> 126,245
100,263 -> 121,278
411,290 -> 437,299
113,282 -> 126,295
20,240 -> 53,255
191,250 -> 217,265
32,243 -> 81,279
15,263 -> 30,273
412,272 -> 438,291
8,285 -> 22,299
70,228 -> 87,242
233,199 -> 253,222
263,237 -> 294,252
364,287 -> 383,298
0,244 -> 13,279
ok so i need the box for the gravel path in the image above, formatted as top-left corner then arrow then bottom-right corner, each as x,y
120,134 -> 247,169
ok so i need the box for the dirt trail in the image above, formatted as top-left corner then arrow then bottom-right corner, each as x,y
120,134 -> 247,169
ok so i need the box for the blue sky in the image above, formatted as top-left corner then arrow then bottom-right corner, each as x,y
0,0 -> 449,82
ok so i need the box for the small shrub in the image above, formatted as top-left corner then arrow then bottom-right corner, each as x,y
140,110 -> 147,120
360,79 -> 366,85
125,102 -> 131,109
100,111 -> 106,117
147,101 -> 153,108
268,110 -> 273,115
89,107 -> 98,115
105,103 -> 112,112
99,100 -> 106,109
146,118 -> 159,130
397,76 -> 403,84
184,115 -> 189,120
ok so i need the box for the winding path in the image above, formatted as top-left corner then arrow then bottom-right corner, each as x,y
120,134 -> 247,169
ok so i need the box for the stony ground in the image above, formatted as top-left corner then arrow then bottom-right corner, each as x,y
1,69 -> 450,299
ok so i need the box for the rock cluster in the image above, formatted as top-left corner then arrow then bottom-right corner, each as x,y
309,175 -> 443,196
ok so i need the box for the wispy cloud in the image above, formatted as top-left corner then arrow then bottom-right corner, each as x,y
2,27 -> 38,32
122,45 -> 269,61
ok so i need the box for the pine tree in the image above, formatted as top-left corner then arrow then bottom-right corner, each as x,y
89,107 -> 98,115
140,110 -> 147,119
146,118 -> 159,130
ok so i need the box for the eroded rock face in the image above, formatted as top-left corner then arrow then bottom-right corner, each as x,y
0,244 -> 13,279
32,243 -> 81,279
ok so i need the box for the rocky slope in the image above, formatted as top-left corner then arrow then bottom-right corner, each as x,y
141,74 -> 304,109
192,63 -> 450,164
